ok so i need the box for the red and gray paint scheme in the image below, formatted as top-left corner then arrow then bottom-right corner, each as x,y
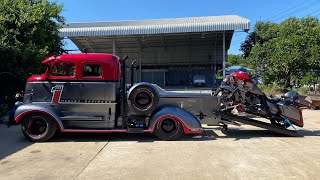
13,53 -> 306,142
14,53 -> 223,142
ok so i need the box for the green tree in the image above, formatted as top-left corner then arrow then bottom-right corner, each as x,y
240,32 -> 260,58
301,71 -> 320,94
226,54 -> 246,67
0,0 -> 64,80
243,17 -> 320,87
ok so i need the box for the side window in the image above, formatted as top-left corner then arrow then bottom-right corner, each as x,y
51,62 -> 75,76
83,64 -> 102,77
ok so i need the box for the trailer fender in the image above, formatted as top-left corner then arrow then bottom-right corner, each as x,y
148,106 -> 203,134
14,104 -> 63,131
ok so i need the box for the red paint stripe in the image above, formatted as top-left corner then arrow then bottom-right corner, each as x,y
15,110 -> 63,131
63,129 -> 128,133
143,130 -> 153,133
63,129 -> 160,133
299,109 -> 304,127
52,91 -> 61,104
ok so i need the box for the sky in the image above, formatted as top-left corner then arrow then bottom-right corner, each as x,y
58,0 -> 320,54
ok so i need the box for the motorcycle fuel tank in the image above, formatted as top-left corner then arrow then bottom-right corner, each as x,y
231,71 -> 253,83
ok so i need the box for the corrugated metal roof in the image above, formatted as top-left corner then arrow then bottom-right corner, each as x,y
60,15 -> 250,37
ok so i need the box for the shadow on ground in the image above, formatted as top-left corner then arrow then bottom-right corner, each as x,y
0,124 -> 33,160
298,129 -> 320,136
51,130 -> 219,143
1,123 -> 319,161
51,127 -> 320,143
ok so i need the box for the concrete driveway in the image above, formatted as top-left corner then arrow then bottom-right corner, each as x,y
0,110 -> 319,180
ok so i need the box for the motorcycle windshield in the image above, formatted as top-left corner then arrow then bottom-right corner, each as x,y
250,84 -> 264,96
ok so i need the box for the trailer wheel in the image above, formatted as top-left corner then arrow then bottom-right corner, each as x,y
22,114 -> 57,142
221,125 -> 228,134
128,85 -> 159,115
154,117 -> 184,140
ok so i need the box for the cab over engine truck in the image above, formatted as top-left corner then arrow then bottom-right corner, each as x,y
14,53 -> 306,142
14,53 -> 223,142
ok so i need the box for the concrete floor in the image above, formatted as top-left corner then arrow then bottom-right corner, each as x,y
0,110 -> 319,180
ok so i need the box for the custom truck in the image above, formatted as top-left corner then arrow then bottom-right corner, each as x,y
14,53 -> 306,142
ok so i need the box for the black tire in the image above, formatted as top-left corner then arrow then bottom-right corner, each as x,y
22,114 -> 57,142
154,116 -> 184,140
128,85 -> 159,115
221,125 -> 228,134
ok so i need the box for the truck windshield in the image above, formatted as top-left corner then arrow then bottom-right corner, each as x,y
51,62 -> 75,76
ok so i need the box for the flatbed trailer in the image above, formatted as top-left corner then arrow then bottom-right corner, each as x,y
219,113 -> 301,137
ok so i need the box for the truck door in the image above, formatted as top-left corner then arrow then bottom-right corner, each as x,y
47,61 -> 81,115
77,63 -> 117,128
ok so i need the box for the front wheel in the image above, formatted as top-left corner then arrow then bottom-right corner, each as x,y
22,114 -> 57,142
154,116 -> 184,140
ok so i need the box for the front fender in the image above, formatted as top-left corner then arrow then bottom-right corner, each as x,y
14,104 -> 64,131
148,106 -> 203,134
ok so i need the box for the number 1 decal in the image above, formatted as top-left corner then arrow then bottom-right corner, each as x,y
51,85 -> 64,104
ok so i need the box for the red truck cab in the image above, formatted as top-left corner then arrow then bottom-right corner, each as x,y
28,53 -> 121,82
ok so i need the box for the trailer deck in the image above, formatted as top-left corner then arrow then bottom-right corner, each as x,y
220,113 -> 302,137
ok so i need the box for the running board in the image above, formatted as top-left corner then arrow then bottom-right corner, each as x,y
220,113 -> 302,137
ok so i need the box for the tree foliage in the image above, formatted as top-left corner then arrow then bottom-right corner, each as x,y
0,0 -> 64,80
226,54 -> 247,67
240,32 -> 261,58
242,17 -> 320,87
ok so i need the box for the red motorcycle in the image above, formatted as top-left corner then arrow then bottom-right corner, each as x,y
214,71 -> 312,128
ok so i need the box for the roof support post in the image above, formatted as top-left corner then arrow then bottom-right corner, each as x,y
222,31 -> 226,78
139,51 -> 142,82
112,36 -> 116,55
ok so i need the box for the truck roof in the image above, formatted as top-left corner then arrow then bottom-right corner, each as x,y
42,53 -> 120,64
34,53 -> 121,82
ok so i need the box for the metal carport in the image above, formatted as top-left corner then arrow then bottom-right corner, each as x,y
60,15 -> 250,87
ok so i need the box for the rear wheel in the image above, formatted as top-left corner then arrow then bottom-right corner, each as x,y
154,117 -> 184,140
216,89 -> 236,113
22,114 -> 57,142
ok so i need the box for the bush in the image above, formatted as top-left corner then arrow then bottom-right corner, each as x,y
257,84 -> 311,96
257,84 -> 282,96
0,102 -> 9,117
297,87 -> 309,95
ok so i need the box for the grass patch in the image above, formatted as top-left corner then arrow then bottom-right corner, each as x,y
257,84 -> 283,97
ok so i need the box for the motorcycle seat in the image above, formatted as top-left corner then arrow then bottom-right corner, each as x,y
267,98 -> 281,104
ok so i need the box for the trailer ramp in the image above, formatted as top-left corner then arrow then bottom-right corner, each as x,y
220,113 -> 302,137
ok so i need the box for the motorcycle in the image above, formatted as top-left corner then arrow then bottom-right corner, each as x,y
214,71 -> 312,128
